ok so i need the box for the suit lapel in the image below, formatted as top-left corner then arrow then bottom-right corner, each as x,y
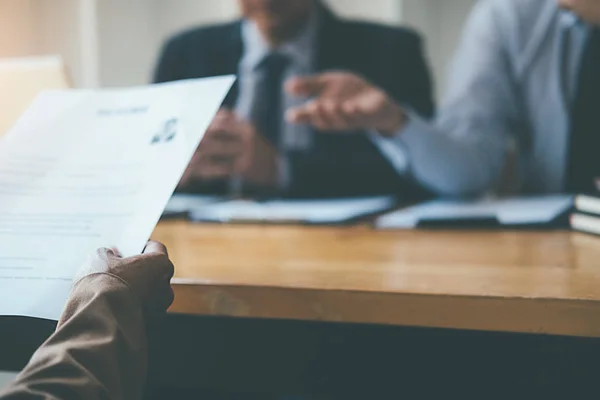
315,5 -> 349,72
221,22 -> 244,108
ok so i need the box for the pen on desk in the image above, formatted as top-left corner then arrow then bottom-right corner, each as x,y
417,217 -> 501,229
228,218 -> 306,225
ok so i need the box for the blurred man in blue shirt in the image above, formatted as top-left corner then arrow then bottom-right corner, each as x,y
287,0 -> 600,197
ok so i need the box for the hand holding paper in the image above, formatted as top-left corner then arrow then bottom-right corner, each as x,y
73,241 -> 175,320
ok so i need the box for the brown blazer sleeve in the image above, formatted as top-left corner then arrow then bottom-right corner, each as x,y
0,273 -> 147,400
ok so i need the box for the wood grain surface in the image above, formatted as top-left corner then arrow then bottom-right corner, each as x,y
152,221 -> 600,337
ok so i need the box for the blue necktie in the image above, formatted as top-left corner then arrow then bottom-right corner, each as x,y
255,53 -> 289,146
566,28 -> 600,193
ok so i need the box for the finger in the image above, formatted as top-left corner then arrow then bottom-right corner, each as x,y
213,108 -> 234,121
285,75 -> 328,97
235,150 -> 252,173
206,111 -> 235,135
143,241 -> 168,256
288,101 -> 354,131
558,0 -> 575,10
205,126 -> 240,143
199,145 -> 242,161
196,148 -> 241,173
232,116 -> 258,145
196,137 -> 241,166
109,247 -> 123,258
148,285 -> 175,319
139,244 -> 175,282
234,137 -> 256,173
185,158 -> 203,175
162,285 -> 175,311
319,101 -> 354,131
305,101 -> 332,131
312,102 -> 338,131
96,247 -> 120,260
350,91 -> 394,129
199,147 -> 232,162
204,152 -> 239,167
188,148 -> 204,164
178,170 -> 193,187
179,161 -> 206,186
206,135 -> 245,154
159,257 -> 175,281
286,105 -> 314,125
340,101 -> 369,129
206,122 -> 246,145
210,109 -> 244,132
197,163 -> 235,179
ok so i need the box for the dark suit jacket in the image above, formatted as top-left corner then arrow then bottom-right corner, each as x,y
154,6 -> 435,199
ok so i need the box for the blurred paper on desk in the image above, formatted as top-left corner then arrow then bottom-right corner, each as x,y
190,196 -> 397,225
0,56 -> 71,137
0,76 -> 235,321
162,194 -> 224,218
376,195 -> 574,229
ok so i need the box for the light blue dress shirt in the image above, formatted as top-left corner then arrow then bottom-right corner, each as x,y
386,0 -> 591,197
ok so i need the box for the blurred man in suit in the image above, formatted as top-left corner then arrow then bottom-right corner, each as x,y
286,0 -> 600,197
154,0 -> 434,199
0,242 -> 174,400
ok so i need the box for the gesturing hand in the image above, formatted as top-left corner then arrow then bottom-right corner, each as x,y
285,71 -> 406,136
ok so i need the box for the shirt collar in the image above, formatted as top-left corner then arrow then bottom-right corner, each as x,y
559,9 -> 580,29
240,10 -> 319,72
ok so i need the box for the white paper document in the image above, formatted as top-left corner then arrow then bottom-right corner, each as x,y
190,196 -> 397,224
376,195 -> 573,229
0,76 -> 235,320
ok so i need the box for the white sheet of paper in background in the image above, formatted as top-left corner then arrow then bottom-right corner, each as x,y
190,196 -> 397,224
376,195 -> 573,229
0,76 -> 235,320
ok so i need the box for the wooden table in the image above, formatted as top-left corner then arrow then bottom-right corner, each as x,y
152,221 -> 600,338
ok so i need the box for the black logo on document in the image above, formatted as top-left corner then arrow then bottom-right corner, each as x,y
151,118 -> 178,145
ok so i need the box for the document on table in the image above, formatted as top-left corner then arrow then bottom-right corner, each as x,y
376,195 -> 573,229
162,194 -> 224,217
190,196 -> 397,224
0,76 -> 235,320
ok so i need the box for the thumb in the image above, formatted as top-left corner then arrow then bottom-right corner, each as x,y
143,241 -> 169,257
286,74 -> 328,97
107,247 -> 123,258
212,108 -> 234,123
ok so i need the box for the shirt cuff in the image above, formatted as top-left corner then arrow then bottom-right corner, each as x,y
370,110 -> 437,177
369,107 -> 430,175
368,131 -> 409,174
